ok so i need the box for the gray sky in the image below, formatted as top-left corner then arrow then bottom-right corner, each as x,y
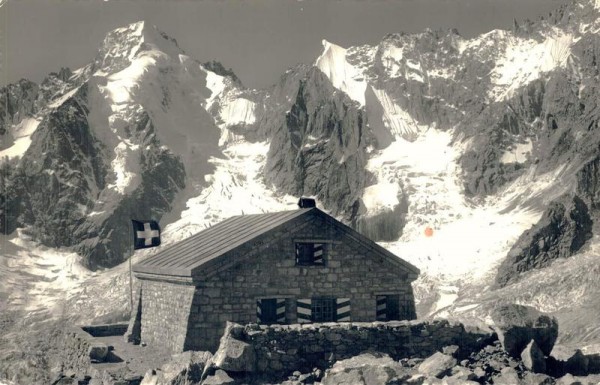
0,0 -> 572,89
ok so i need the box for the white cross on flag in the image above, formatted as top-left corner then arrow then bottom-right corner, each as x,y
132,220 -> 161,250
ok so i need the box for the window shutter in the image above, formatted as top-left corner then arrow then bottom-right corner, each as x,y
376,295 -> 388,321
296,298 -> 312,323
312,243 -> 324,264
257,298 -> 288,324
276,298 -> 286,323
336,298 -> 351,321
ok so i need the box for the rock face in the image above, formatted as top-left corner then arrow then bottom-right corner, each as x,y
496,195 -> 593,287
521,340 -> 547,374
265,67 -> 372,221
0,79 -> 39,139
491,304 -> 559,358
3,1 -> 600,277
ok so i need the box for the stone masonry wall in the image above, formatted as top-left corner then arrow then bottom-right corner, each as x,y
232,320 -> 496,373
140,279 -> 195,354
184,211 -> 417,352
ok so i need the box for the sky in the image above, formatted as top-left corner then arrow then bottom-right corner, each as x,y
0,0 -> 573,89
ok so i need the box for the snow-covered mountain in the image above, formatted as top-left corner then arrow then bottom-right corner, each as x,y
2,0 -> 600,379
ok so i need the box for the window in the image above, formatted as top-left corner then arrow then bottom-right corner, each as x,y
295,242 -> 326,266
296,298 -> 351,323
256,298 -> 286,324
311,298 -> 336,322
376,295 -> 413,321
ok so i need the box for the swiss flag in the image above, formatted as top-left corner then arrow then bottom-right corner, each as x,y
132,220 -> 161,250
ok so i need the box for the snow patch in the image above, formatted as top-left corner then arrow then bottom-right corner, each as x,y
106,141 -> 141,194
103,56 -> 155,105
371,127 -> 543,286
204,69 -> 226,108
163,141 -> 298,243
0,118 -> 42,160
0,232 -> 92,313
500,139 -> 533,164
220,98 -> 256,126
316,39 -> 367,106
490,31 -> 574,101
362,184 -> 400,215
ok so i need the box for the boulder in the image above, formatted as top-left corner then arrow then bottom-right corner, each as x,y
587,353 -> 600,373
555,373 -> 582,385
522,372 -> 554,385
491,304 -> 559,357
448,366 -> 477,381
442,345 -> 460,357
492,367 -> 520,385
556,373 -> 600,385
88,342 -> 109,363
565,350 -> 589,376
546,354 -> 567,377
140,351 -> 212,385
321,352 -> 410,385
202,369 -> 236,385
521,340 -> 547,374
417,352 -> 457,378
212,322 -> 256,373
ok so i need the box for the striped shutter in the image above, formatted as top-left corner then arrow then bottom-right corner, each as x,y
312,243 -> 324,264
276,299 -> 286,323
376,295 -> 388,321
256,298 -> 287,324
296,298 -> 312,323
336,298 -> 351,321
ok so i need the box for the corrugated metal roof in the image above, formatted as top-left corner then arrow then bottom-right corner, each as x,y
133,208 -> 312,277
133,207 -> 420,280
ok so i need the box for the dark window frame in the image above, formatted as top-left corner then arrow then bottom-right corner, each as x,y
295,242 -> 327,266
376,294 -> 413,321
311,297 -> 336,322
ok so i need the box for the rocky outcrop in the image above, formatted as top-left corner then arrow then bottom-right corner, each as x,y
490,304 -> 559,358
0,79 -> 39,139
496,195 -> 593,287
265,67 -> 373,221
18,85 -> 107,248
576,155 -> 600,213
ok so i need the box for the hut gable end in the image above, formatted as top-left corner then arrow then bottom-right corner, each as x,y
131,207 -> 420,353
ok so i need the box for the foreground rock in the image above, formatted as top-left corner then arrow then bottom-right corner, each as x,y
211,322 -> 256,373
417,352 -> 457,378
491,304 -> 559,357
521,340 -> 546,374
139,351 -> 212,385
321,353 -> 410,385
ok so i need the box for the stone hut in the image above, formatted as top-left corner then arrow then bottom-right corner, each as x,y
129,199 -> 420,353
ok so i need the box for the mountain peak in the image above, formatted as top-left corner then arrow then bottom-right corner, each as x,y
93,21 -> 183,73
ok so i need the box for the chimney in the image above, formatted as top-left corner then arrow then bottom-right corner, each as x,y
298,197 -> 316,209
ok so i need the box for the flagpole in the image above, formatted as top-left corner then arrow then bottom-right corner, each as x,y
129,220 -> 134,313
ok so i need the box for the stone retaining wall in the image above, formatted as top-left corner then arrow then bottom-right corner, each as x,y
226,320 -> 496,373
81,323 -> 128,337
